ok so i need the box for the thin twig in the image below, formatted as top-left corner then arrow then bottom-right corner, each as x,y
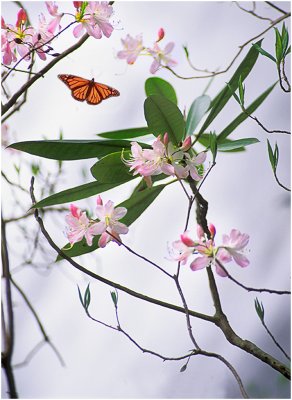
234,2 -> 273,22
2,33 -> 89,116
216,259 -> 291,295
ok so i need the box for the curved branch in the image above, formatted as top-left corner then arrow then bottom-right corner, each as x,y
2,33 -> 89,116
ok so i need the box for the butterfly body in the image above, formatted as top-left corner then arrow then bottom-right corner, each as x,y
58,74 -> 120,105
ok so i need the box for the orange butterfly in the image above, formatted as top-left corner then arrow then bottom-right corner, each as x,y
58,74 -> 120,105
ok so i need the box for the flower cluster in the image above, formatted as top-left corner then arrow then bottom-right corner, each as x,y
65,196 -> 128,248
123,134 -> 206,187
117,28 -> 177,74
2,2 -> 114,65
170,224 -> 250,277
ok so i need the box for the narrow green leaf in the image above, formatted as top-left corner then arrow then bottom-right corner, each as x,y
267,139 -> 276,170
77,285 -> 85,308
254,298 -> 265,322
144,95 -> 185,145
110,290 -> 118,307
275,27 -> 283,62
84,283 -> 91,310
218,82 -> 277,141
198,134 -> 246,152
183,45 -> 189,58
90,151 -> 135,183
274,142 -> 279,167
97,127 -> 151,140
180,364 -> 187,372
209,132 -> 217,161
227,83 -> 242,105
238,76 -> 245,106
217,137 -> 259,151
252,43 -> 277,63
58,184 -> 167,259
198,40 -> 263,135
9,139 -> 150,161
33,181 -> 125,208
281,24 -> 289,56
186,95 -> 211,136
145,77 -> 177,104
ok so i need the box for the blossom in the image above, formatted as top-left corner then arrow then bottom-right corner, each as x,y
32,14 -> 55,60
169,231 -> 197,264
148,42 -> 177,74
185,152 -> 207,181
73,1 -> 114,39
2,9 -> 35,63
94,196 -> 129,248
45,1 -> 63,32
65,204 -> 101,246
169,224 -> 250,277
117,33 -> 144,65
218,229 -> 250,268
124,135 -> 206,186
156,28 -> 165,43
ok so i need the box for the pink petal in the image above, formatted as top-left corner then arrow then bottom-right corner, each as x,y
190,256 -> 210,271
73,23 -> 84,38
150,59 -> 160,74
215,262 -> 228,277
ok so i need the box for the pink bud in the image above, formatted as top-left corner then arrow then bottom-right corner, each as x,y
73,1 -> 83,9
181,136 -> 192,151
156,28 -> 165,42
96,195 -> 103,206
208,223 -> 216,238
180,232 -> 195,247
163,132 -> 169,146
197,225 -> 204,239
16,9 -> 27,27
70,204 -> 80,218
1,17 -> 6,29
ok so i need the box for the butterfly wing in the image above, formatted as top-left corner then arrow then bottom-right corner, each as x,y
86,82 -> 120,105
58,74 -> 91,102
58,74 -> 120,105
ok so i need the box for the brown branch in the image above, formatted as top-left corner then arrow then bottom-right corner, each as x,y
215,259 -> 291,295
2,33 -> 89,116
168,11 -> 290,80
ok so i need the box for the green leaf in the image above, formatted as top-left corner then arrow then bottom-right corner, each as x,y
275,27 -> 283,62
77,285 -> 85,308
144,95 -> 185,145
281,24 -> 289,56
254,297 -> 265,322
84,283 -> 91,310
33,181 -> 127,208
183,45 -> 189,58
180,364 -> 187,372
267,139 -> 275,170
209,131 -> 217,161
110,290 -> 118,307
198,40 -> 263,135
90,151 -> 135,183
186,95 -> 211,135
218,82 -> 277,141
97,127 -> 151,140
238,75 -> 245,106
252,43 -> 276,63
217,137 -> 259,151
9,139 -> 150,161
227,83 -> 242,105
59,184 -> 167,259
145,77 -> 177,104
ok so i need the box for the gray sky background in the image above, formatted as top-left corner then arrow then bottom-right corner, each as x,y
1,1 -> 291,398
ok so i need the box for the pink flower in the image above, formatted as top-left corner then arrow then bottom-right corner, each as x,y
148,42 -> 177,74
32,14 -> 55,60
45,1 -> 63,32
117,34 -> 144,65
2,9 -> 35,63
65,204 -> 101,246
73,1 -> 114,39
185,152 -> 207,181
94,198 -> 128,248
169,231 -> 197,264
218,229 -> 250,268
170,224 -> 250,278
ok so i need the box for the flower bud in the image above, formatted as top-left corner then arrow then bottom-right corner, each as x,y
16,9 -> 27,27
73,1 -> 83,9
208,223 -> 216,238
180,231 -> 196,247
163,132 -> 169,146
181,136 -> 192,151
156,28 -> 165,42
96,195 -> 103,206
